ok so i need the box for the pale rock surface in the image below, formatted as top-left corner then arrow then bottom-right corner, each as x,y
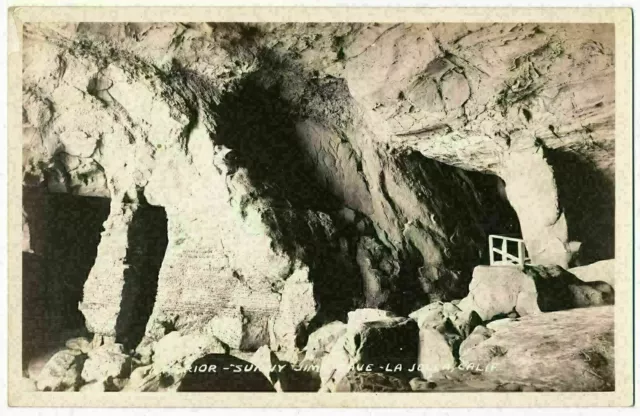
416,326 -> 457,379
151,331 -> 227,378
303,321 -> 348,363
35,349 -> 86,391
250,345 -> 280,388
569,259 -> 615,288
458,325 -> 494,358
456,266 -> 540,321
272,266 -> 317,355
81,343 -> 132,383
486,318 -> 518,332
65,337 -> 92,354
457,264 -> 614,322
249,345 -> 305,392
500,145 -> 578,267
458,306 -> 614,391
346,308 -> 397,327
122,365 -> 167,392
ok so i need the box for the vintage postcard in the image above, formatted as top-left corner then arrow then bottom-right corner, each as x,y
6,6 -> 634,407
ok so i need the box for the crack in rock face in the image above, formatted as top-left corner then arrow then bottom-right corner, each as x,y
21,22 -> 615,390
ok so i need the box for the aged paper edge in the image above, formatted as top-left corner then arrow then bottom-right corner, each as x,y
6,6 -> 634,408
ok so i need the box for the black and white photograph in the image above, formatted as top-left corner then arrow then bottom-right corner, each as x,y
7,6 -> 634,408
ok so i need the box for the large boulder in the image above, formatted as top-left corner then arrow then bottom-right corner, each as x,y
319,312 -> 419,391
459,306 -> 614,391
152,331 -> 227,379
416,327 -> 457,379
81,343 -> 132,383
35,349 -> 86,391
524,265 -> 614,310
302,321 -> 347,364
456,266 -> 540,321
457,265 -> 614,322
410,301 -> 482,338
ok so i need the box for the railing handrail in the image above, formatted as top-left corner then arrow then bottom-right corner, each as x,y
489,234 -> 528,266
488,234 -> 525,243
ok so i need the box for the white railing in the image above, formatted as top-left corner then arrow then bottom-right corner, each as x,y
489,234 -> 529,266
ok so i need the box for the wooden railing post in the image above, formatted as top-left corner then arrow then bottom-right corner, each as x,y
489,235 -> 495,265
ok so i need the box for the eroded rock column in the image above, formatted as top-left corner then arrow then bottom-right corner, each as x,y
500,138 -> 577,267
79,195 -> 139,345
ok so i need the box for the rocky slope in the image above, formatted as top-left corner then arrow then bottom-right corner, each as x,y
21,22 -> 615,390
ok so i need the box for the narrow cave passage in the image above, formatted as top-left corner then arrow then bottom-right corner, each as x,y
117,202 -> 169,350
546,149 -> 615,265
467,172 -> 523,265
22,189 -> 110,370
22,189 -> 169,370
213,74 -> 342,212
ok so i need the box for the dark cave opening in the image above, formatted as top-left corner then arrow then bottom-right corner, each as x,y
117,201 -> 168,350
212,74 -> 524,325
469,172 -> 523,262
22,188 -> 169,369
213,74 -> 342,212
213,74 -> 365,336
22,188 -> 110,371
388,153 -> 523,313
546,148 -> 615,265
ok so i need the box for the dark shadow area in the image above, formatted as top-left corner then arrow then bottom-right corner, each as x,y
469,173 -> 522,246
546,149 -> 615,265
22,188 -> 109,372
214,73 -> 364,343
388,152 -> 522,311
523,264 -> 614,311
116,197 -> 168,350
213,74 -> 341,212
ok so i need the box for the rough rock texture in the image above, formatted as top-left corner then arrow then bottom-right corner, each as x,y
151,331 -> 227,379
319,312 -> 419,391
302,321 -> 347,363
81,343 -> 132,383
458,325 -> 494,358
416,326 -> 457,379
457,265 -> 614,321
458,306 -> 614,391
35,349 -> 86,391
21,23 -> 615,377
456,266 -> 541,321
335,371 -> 413,392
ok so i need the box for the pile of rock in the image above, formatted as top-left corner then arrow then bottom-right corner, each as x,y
27,262 -> 614,393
